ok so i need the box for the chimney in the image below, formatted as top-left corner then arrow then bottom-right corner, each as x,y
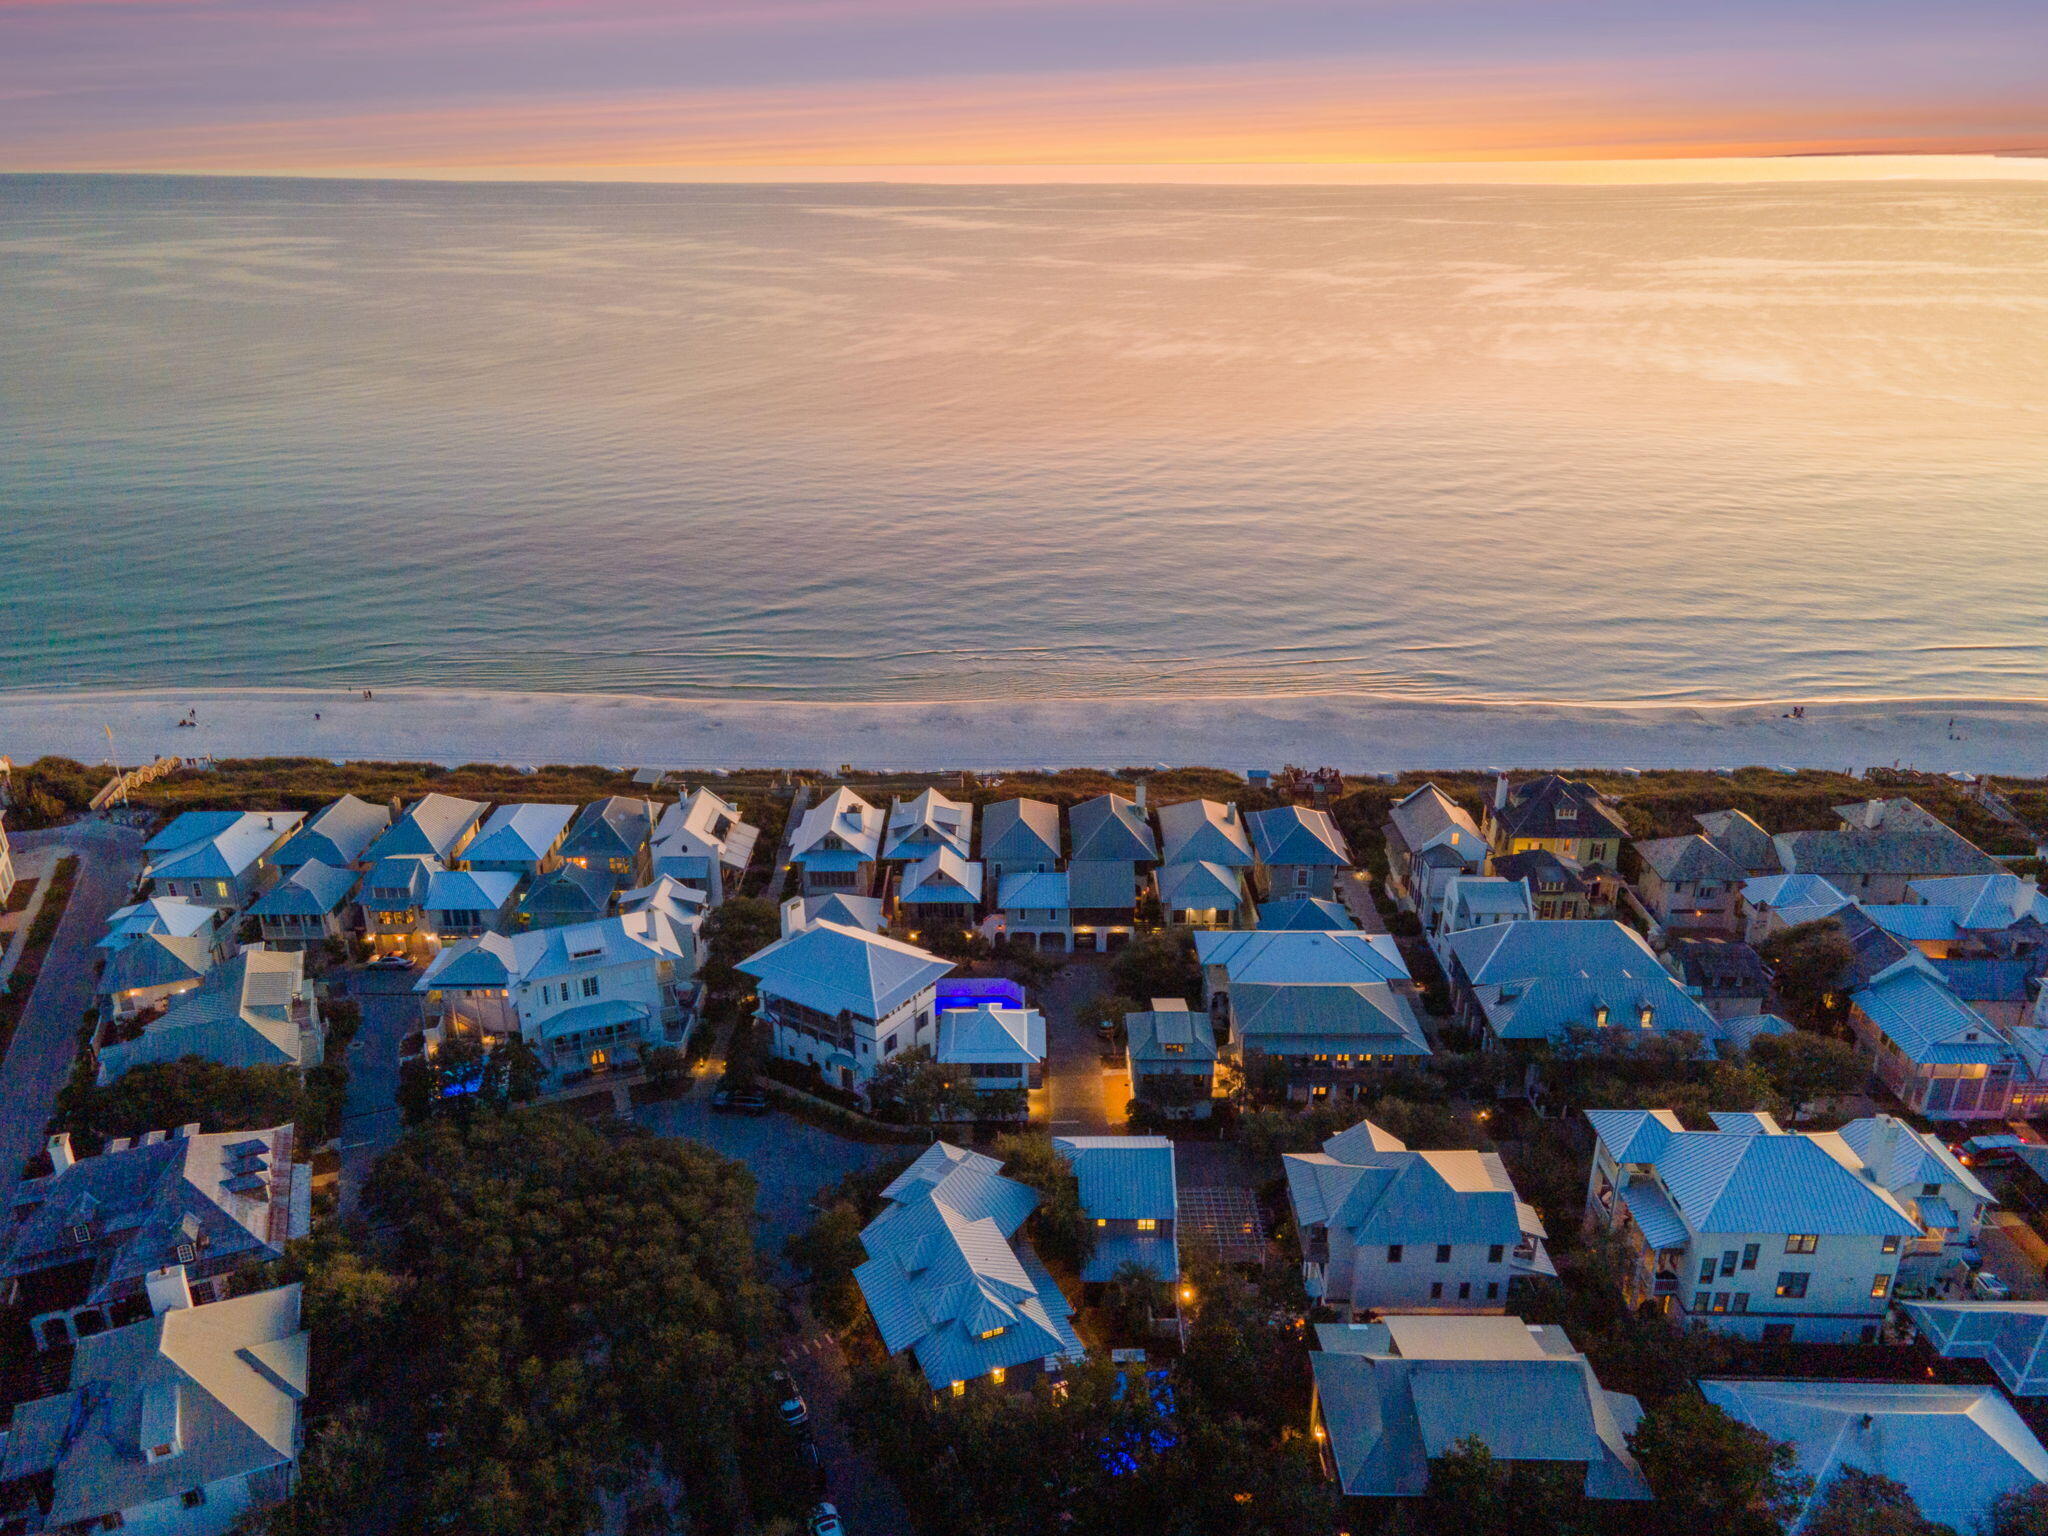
142,1129 -> 167,1146
1135,779 -> 1148,810
46,1133 -> 74,1174
1494,774 -> 1509,812
146,1263 -> 194,1315
107,1137 -> 133,1153
175,1123 -> 199,1140
1872,1115 -> 1904,1182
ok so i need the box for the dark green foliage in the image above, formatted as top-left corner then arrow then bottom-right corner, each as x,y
60,1058 -> 315,1145
1757,919 -> 1858,1028
700,895 -> 780,995
1802,1468 -> 1954,1536
1748,1030 -> 1869,1120
866,1045 -> 977,1124
1109,930 -> 1202,1006
990,1130 -> 1095,1272
1988,1484 -> 2048,1536
1630,1392 -> 1810,1536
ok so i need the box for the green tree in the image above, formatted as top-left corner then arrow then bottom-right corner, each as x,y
700,897 -> 781,994
499,1034 -> 543,1102
785,1199 -> 869,1329
990,1131 -> 1095,1271
1802,1468 -> 1954,1536
866,1045 -> 976,1124
1758,919 -> 1857,1027
1078,991 -> 1140,1036
1630,1393 -> 1809,1536
1110,931 -> 1202,1006
60,1057 -> 311,1144
1989,1484 -> 2048,1536
1749,1030 -> 1869,1120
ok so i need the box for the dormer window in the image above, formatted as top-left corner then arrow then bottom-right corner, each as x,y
69,1223 -> 93,1245
1593,1005 -> 1610,1028
1639,1005 -> 1655,1029
175,1242 -> 196,1265
978,1326 -> 1006,1340
1556,804 -> 1578,821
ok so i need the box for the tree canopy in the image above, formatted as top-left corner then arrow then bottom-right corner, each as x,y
1629,1393 -> 1810,1536
1802,1468 -> 1955,1536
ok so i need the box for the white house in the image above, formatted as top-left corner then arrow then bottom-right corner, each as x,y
1585,1108 -> 1924,1342
1309,1316 -> 1650,1500
1430,873 -> 1532,959
0,1284 -> 309,1536
1248,805 -> 1351,900
1835,1112 -> 1995,1284
1738,873 -> 1855,944
1156,859 -> 1246,929
883,788 -> 973,863
415,908 -> 701,1084
98,898 -> 227,959
650,787 -> 759,905
996,869 -> 1073,952
143,811 -> 303,910
1285,1118 -> 1551,1317
270,794 -> 389,874
1701,1378 -> 2048,1534
787,788 -> 884,898
364,792 -> 486,866
462,802 -> 575,879
1197,928 -> 1424,1098
1383,784 -> 1489,926
737,920 -> 954,1091
98,948 -> 323,1086
98,934 -> 214,1023
852,1143 -> 1084,1393
935,1002 -> 1045,1095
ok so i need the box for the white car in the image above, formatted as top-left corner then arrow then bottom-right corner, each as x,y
1974,1269 -> 2013,1301
808,1502 -> 845,1536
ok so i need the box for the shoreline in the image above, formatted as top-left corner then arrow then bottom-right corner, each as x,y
2,686 -> 2045,776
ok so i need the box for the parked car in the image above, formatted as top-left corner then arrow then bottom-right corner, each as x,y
1958,1134 -> 2025,1167
772,1369 -> 809,1428
797,1434 -> 825,1488
1974,1269 -> 2013,1301
713,1087 -> 771,1115
808,1502 -> 845,1536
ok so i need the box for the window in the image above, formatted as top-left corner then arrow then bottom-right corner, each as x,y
1699,1258 -> 1717,1285
1693,1291 -> 1710,1312
1294,868 -> 1310,888
1720,1249 -> 1738,1277
1429,1282 -> 1444,1300
1387,1245 -> 1403,1263
1713,1293 -> 1730,1313
1786,1234 -> 1818,1254
1488,1245 -> 1504,1264
175,1243 -> 196,1265
1486,1282 -> 1499,1300
580,976 -> 600,998
951,1381 -> 965,1398
1458,1282 -> 1471,1300
1871,1274 -> 1891,1298
1741,1243 -> 1759,1271
1882,1235 -> 1900,1254
1436,1245 -> 1452,1264
989,1366 -> 1006,1385
1136,1219 -> 1158,1232
1922,1182 -> 1942,1197
1776,1272 -> 1810,1299
1730,1293 -> 1749,1313
182,1490 -> 207,1509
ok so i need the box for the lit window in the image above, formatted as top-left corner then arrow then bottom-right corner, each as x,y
978,1327 -> 1005,1339
1786,1235 -> 1818,1255
1136,1219 -> 1157,1232
950,1381 -> 965,1397
1882,1235 -> 1900,1254
1096,1218 -> 1108,1228
1871,1274 -> 1890,1298
989,1367 -> 1006,1385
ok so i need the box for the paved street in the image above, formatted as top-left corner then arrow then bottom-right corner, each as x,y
780,1308 -> 914,1536
1980,1210 -> 2048,1300
0,820 -> 143,1212
333,965 -> 424,1214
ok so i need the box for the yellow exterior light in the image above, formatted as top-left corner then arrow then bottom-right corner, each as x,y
989,1367 -> 1006,1385
1179,1285 -> 1195,1304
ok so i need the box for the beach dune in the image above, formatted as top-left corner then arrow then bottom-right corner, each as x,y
2,687 -> 2044,778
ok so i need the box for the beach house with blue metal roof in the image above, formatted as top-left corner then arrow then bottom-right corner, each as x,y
423,868 -> 521,947
1585,1108 -> 1926,1342
895,847 -> 984,938
738,919 -> 953,1091
1443,919 -> 1721,1052
1123,1001 -> 1218,1118
1848,954 -> 2045,1120
1248,805 -> 1351,901
1384,783 -> 1489,930
1197,929 -> 1424,1097
980,798 -> 1061,889
365,792 -> 486,867
143,811 -> 302,911
650,787 -> 759,905
248,860 -> 358,949
883,788 -> 973,864
1054,1136 -> 1178,1283
462,802 -> 575,880
786,787 -> 884,898
271,794 -> 389,874
1155,859 -> 1246,929
1156,799 -> 1254,871
560,795 -> 660,887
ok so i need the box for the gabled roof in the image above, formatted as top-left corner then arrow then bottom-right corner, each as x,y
145,811 -> 302,883
1700,1378 -> 2048,1534
272,795 -> 389,870
616,874 -> 709,928
1583,1108 -> 1685,1165
1909,873 -> 2048,932
0,1286 -> 307,1528
1054,1136 -> 1179,1280
1492,776 -> 1629,845
1285,1123 -> 1539,1248
1446,921 -> 1716,1043
998,869 -> 1070,912
1198,927 -> 1410,985
737,920 -> 953,1022
897,848 -> 983,904
1740,873 -> 1855,930
793,892 -> 886,933
936,1005 -> 1045,1066
789,787 -> 882,863
1068,794 -> 1156,862
1775,815 -> 2002,881
1636,833 -> 1744,884
1125,1004 -> 1217,1065
100,948 -> 313,1079
1157,799 -> 1254,869
1065,860 -> 1137,910
1695,809 -> 1784,876
1836,1115 -> 1994,1206
423,868 -> 520,915
1156,860 -> 1243,914
1257,897 -> 1358,931
366,792 -> 487,862
980,799 -> 1061,865
1249,805 -> 1351,867
1232,981 -> 1430,1057
417,909 -> 694,992
1853,959 -> 2012,1066
1444,875 -> 1534,924
519,862 -> 615,920
358,853 -> 440,906
562,795 -> 660,864
1387,784 -> 1487,866
464,802 -> 576,864
883,789 -> 973,862
1311,1318 -> 1648,1500
98,899 -> 217,954
98,932 -> 214,998
248,859 -> 358,918
1863,903 -> 1962,944
651,787 -> 759,873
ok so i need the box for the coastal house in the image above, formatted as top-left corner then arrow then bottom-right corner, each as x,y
1053,1135 -> 1178,1283
1482,774 -> 1628,870
1156,859 -> 1246,929
0,812 -> 13,907
247,860 -> 358,950
1383,783 -> 1488,928
1429,874 -> 1532,959
1694,808 -> 1786,877
561,794 -> 660,887
461,801 -> 575,880
786,787 -> 884,897
1441,919 -> 1721,1052
996,869 -> 1074,953
894,847 -> 984,938
1156,798 -> 1254,871
934,993 -> 1045,1097
364,792 -> 486,867
1846,954 -> 2048,1121
1065,860 -> 1140,951
1633,832 -> 1745,933
737,920 -> 954,1091
1123,1000 -> 1218,1118
98,947 -> 323,1085
979,798 -> 1061,888
651,787 -> 759,905
1700,1379 -> 2048,1535
1907,872 -> 2048,940
1285,1119 -> 1551,1318
1490,848 -> 1603,921
1905,1301 -> 2048,1398
1257,897 -> 1357,932
0,1283 -> 309,1536
1067,793 -> 1156,865
2,1124 -> 309,1349
143,811 -> 302,911
1835,1113 -> 1994,1284
270,794 -> 389,874
1584,1108 -> 1923,1342
852,1142 -> 1084,1393
98,934 -> 214,1023
422,867 -> 521,946
617,875 -> 710,929
1739,873 -> 1855,944
780,891 -> 886,936
1248,805 -> 1351,900
883,788 -> 973,863
1773,797 -> 2003,904
1664,936 -> 1772,1022
1309,1315 -> 1650,1500
1196,929 -> 1425,1097
517,862 -> 616,929
98,896 -> 229,959
415,907 -> 702,1084
354,854 -> 439,960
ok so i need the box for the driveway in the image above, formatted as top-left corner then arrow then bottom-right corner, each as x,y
332,965 -> 424,1214
1980,1211 -> 2048,1300
0,820 -> 144,1211
780,1304 -> 914,1536
1038,955 -> 1124,1135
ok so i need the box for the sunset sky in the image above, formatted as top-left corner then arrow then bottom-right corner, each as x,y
5,0 -> 2047,179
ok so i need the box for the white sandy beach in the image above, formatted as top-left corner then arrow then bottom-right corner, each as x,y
2,687 -> 2045,778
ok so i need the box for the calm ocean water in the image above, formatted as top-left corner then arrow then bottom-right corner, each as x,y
3,174 -> 2045,705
